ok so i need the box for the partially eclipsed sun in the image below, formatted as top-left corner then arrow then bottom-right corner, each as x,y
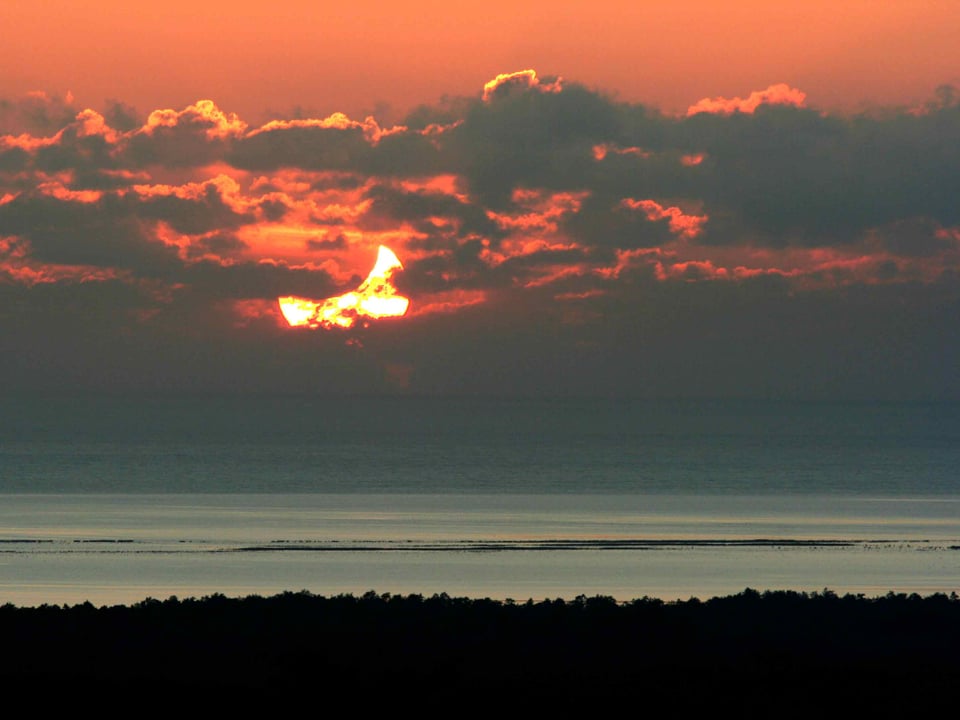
278,246 -> 410,329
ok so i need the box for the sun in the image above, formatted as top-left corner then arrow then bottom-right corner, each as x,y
278,245 -> 410,329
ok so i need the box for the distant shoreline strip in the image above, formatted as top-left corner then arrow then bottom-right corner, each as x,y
235,539 -> 861,552
2,538 -> 956,554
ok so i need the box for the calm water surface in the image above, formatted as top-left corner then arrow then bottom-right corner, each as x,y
1,397 -> 958,605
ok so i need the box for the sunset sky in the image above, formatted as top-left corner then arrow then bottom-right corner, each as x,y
2,1 -> 959,398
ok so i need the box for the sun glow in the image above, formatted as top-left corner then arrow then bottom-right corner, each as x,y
278,245 -> 410,329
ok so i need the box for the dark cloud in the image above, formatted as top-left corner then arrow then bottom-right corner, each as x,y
178,260 -> 337,301
445,83 -> 618,206
0,145 -> 29,172
564,194 -> 676,248
121,101 -> 243,168
0,178 -> 257,273
117,184 -> 253,235
0,92 -> 78,135
257,196 -> 289,222
402,96 -> 472,131
310,173 -> 366,191
681,100 -> 960,245
183,231 -> 249,259
230,124 -> 370,171
360,132 -> 445,177
33,127 -> 117,174
362,183 -> 499,239
872,217 -> 960,258
3,79 -> 960,398
101,100 -> 142,133
69,168 -> 150,191
0,195 -> 178,273
305,232 -> 347,251
395,239 -> 492,295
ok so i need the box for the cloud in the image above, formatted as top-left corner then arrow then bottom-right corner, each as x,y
361,182 -> 498,241
0,91 -> 79,136
123,100 -> 243,167
140,100 -> 247,140
247,112 -> 403,144
449,81 -> 619,205
619,199 -> 708,240
686,83 -> 807,116
482,70 -> 563,102
3,75 -> 960,397
681,97 -> 960,243
6,77 -> 960,297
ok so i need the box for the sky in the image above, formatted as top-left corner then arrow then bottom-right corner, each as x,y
2,1 -> 959,399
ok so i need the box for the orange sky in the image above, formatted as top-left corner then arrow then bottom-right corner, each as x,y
4,1 -> 959,120
3,0 -> 960,399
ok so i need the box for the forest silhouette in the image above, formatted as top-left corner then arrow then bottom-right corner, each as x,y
3,588 -> 958,709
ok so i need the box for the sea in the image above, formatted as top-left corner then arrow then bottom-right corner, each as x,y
1,396 -> 958,606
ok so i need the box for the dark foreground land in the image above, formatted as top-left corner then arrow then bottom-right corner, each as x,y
3,589 -> 959,710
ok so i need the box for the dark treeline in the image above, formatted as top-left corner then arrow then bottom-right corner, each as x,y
3,589 -> 959,709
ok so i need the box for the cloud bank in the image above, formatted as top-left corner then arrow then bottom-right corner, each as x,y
2,74 -> 958,398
